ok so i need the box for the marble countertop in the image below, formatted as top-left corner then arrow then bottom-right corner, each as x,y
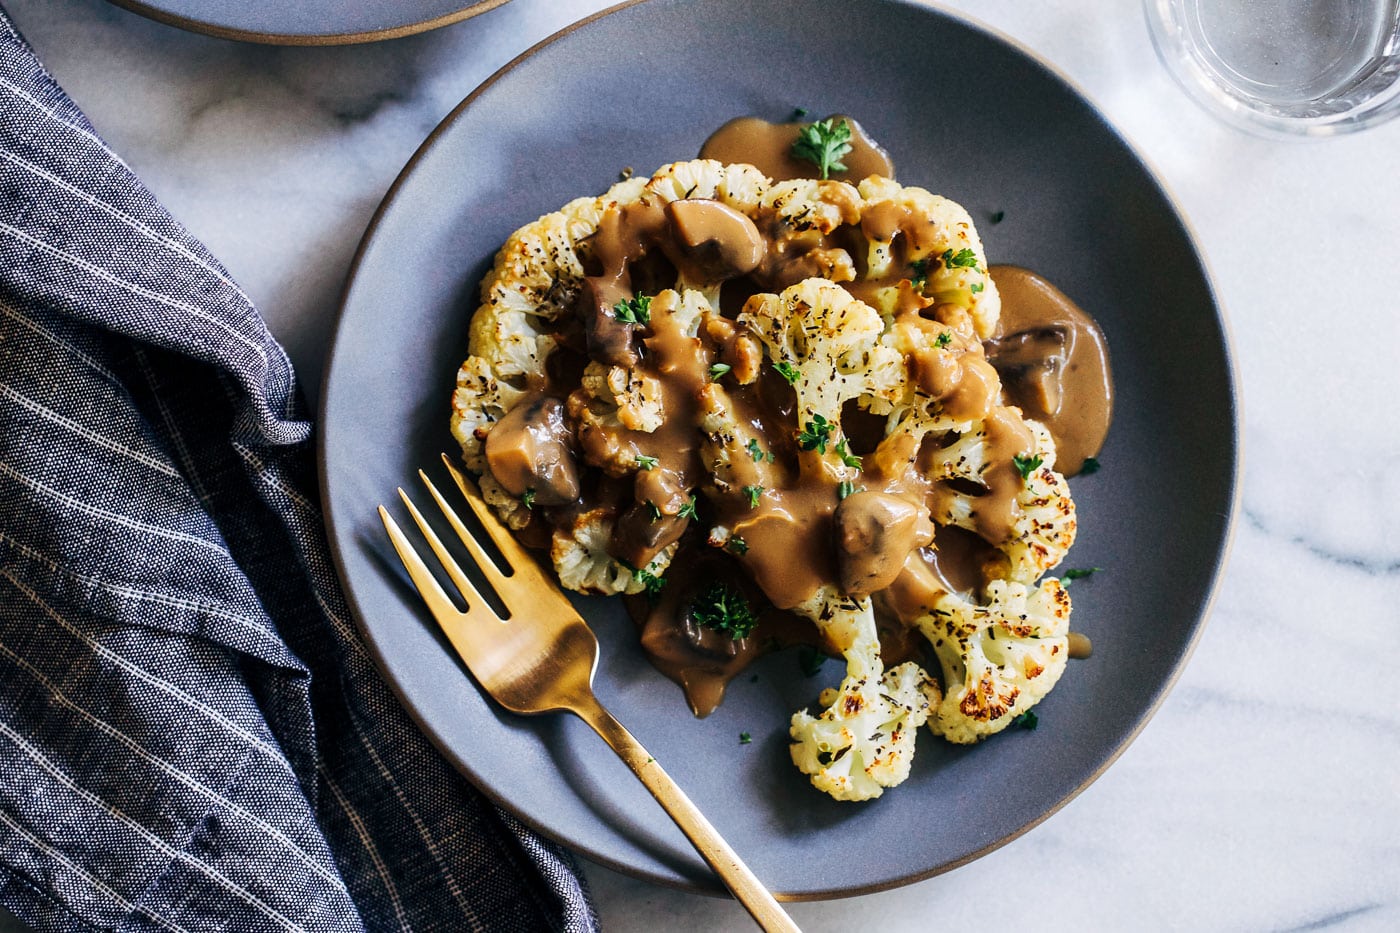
5,0 -> 1397,930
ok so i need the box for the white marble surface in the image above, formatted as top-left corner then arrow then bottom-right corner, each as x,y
5,0 -> 1398,930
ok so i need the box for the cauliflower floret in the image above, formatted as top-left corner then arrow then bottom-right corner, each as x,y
917,579 -> 1071,744
927,415 -> 1076,582
450,356 -> 527,473
856,177 -> 999,338
580,362 -> 664,433
788,588 -> 939,801
645,159 -> 768,214
453,176 -> 652,513
551,509 -> 676,596
741,278 -> 906,431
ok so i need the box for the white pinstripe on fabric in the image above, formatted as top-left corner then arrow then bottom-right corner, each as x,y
0,721 -> 309,933
0,300 -> 121,385
0,75 -> 123,165
349,712 -> 482,931
319,764 -> 410,932
0,459 -> 235,559
0,221 -> 271,365
0,148 -> 255,304
0,571 -> 299,777
0,382 -> 180,478
0,635 -> 348,894
0,808 -> 188,933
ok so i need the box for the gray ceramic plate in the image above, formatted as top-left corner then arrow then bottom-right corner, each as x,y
321,0 -> 1238,898
105,0 -> 510,45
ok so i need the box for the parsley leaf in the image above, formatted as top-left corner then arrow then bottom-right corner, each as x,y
835,438 -> 862,469
708,363 -> 732,380
1061,567 -> 1102,587
1012,453 -> 1043,479
941,247 -> 979,270
798,647 -> 827,677
990,209 -> 1005,224
790,106 -> 809,120
970,282 -> 984,294
797,414 -> 833,454
635,567 -> 666,601
727,536 -> 749,555
635,454 -> 658,470
677,495 -> 699,521
612,294 -> 652,325
746,438 -> 765,462
690,582 -> 757,640
1079,456 -> 1101,475
909,257 -> 930,288
790,117 -> 853,179
739,731 -> 752,745
1011,710 -> 1039,730
773,360 -> 801,385
837,479 -> 864,500
742,485 -> 763,508
646,501 -> 661,522
520,488 -> 536,510
935,331 -> 953,349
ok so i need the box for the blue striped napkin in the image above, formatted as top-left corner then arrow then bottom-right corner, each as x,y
0,8 -> 596,931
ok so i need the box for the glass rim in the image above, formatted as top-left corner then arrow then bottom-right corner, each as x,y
1144,0 -> 1400,139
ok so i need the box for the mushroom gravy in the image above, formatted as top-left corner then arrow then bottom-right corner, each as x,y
472,117 -> 1110,716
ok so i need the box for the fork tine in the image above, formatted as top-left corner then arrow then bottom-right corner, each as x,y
393,489 -> 497,616
377,505 -> 476,623
439,454 -> 536,570
418,470 -> 512,584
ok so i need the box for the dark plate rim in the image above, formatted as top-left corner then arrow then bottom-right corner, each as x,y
104,0 -> 513,46
318,0 -> 1242,899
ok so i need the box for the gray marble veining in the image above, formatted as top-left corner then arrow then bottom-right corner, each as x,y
4,0 -> 1397,930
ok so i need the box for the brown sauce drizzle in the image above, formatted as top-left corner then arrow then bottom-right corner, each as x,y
479,118 -> 1110,716
700,115 -> 894,183
985,265 -> 1113,475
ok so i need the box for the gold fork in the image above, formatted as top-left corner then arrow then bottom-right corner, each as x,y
377,454 -> 800,933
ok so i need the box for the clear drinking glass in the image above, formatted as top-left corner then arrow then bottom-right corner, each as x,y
1145,0 -> 1400,136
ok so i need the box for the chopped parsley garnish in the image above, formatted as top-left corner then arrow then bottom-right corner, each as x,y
837,479 -> 864,500
835,438 -> 862,469
934,331 -> 953,349
773,360 -> 801,385
970,282 -> 984,294
910,257 -> 930,288
790,106 -> 809,120
1079,456 -> 1101,475
799,647 -> 827,677
635,567 -> 665,600
646,500 -> 662,522
739,732 -> 752,745
990,210 -> 1005,224
727,536 -> 749,555
635,454 -> 658,470
942,247 -> 980,270
746,438 -> 773,463
797,414 -> 833,454
612,294 -> 652,325
1012,453 -> 1043,479
619,558 -> 666,601
708,363 -> 732,380
742,485 -> 763,508
690,582 -> 757,640
1061,567 -> 1102,586
677,495 -> 699,521
521,488 -> 536,510
790,117 -> 852,179
1011,710 -> 1039,730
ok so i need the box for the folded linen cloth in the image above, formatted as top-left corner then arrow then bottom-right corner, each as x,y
0,9 -> 597,932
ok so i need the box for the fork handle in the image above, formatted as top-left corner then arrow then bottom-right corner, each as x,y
573,697 -> 801,933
